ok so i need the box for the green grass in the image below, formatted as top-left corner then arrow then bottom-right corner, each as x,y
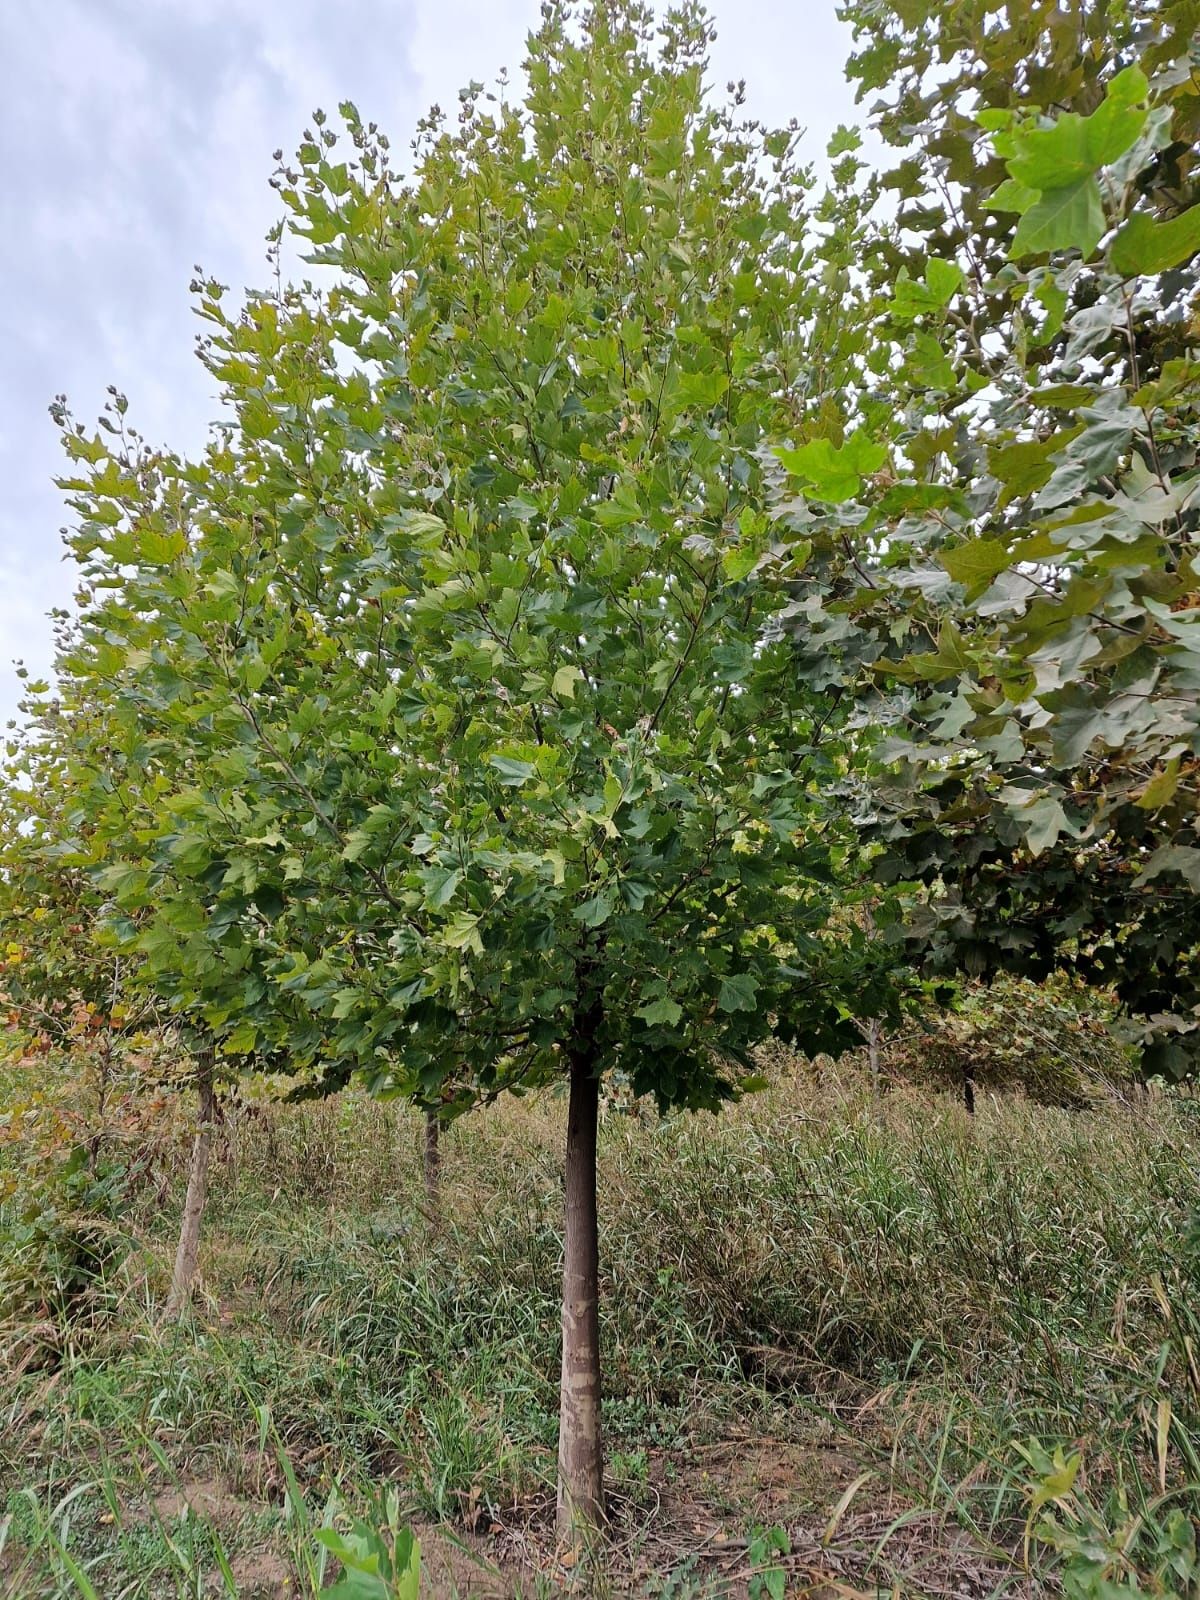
2,1063 -> 1198,1596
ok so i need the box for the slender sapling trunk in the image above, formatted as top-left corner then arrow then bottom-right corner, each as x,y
557,1048 -> 605,1539
89,955 -> 122,1173
165,1047 -> 216,1319
423,1106 -> 441,1213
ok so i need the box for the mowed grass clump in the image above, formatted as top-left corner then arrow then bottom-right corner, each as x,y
3,1062 -> 1198,1595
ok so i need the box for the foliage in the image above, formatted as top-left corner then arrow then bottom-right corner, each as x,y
316,1489 -> 419,1600
0,725 -> 149,1065
0,1140 -> 126,1336
12,0 -> 927,1524
0,1038 -> 182,1335
779,0 -> 1200,1073
1019,1439 -> 1200,1598
4,0 -> 1199,1588
746,1523 -> 789,1600
42,2 -> 900,1117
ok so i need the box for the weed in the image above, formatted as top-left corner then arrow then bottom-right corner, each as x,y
746,1524 -> 789,1600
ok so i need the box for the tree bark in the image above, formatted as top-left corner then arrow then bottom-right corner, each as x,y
164,1048 -> 215,1319
423,1107 -> 441,1213
557,1048 -> 605,1540
857,1016 -> 881,1096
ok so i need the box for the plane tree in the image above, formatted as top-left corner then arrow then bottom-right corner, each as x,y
776,0 -> 1200,1076
44,0 -> 901,1531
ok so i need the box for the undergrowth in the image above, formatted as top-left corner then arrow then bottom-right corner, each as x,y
1,1063 -> 1198,1596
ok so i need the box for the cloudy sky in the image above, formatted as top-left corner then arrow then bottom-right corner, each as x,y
0,0 -> 861,729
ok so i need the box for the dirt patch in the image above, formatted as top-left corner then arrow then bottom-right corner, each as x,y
622,1429 -> 1026,1599
151,1474 -> 247,1524
227,1548 -> 293,1598
683,1433 -> 868,1523
419,1427 -> 1027,1598
415,1524 -> 520,1597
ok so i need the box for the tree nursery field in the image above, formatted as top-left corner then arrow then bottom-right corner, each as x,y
2,0 -> 1199,1595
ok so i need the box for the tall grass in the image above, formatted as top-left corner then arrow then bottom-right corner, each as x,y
2,1065 -> 1198,1595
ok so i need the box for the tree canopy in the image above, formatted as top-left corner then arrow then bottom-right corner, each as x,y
780,0 -> 1200,1076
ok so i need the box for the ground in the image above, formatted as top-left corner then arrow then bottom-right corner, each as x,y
2,1057 -> 1197,1597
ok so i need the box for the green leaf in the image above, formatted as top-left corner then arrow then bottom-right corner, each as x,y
827,125 -> 862,157
1104,63 -> 1150,111
712,640 -> 754,683
636,995 -> 683,1026
941,540 -> 1012,591
1138,846 -> 1200,889
891,259 -> 962,319
221,1020 -> 259,1055
677,368 -> 729,410
989,177 -> 1039,214
1007,84 -> 1145,191
1136,757 -> 1181,811
1019,797 -> 1072,856
1110,206 -> 1200,278
1084,66 -> 1149,161
908,329 -> 956,391
775,430 -> 886,503
721,545 -> 760,582
544,849 -> 567,886
573,891 -> 614,928
552,664 -> 583,700
924,257 -> 964,305
488,754 -> 537,786
717,972 -> 759,1013
442,913 -> 484,955
1010,177 -> 1104,259
1007,120 -> 1095,191
421,866 -> 463,908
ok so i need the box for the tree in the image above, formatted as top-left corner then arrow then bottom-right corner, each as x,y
1,692 -> 158,1149
778,0 -> 1200,1076
42,0 -> 899,1533
16,395 -> 332,1316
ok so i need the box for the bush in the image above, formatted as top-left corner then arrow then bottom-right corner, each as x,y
0,1041 -> 179,1344
0,1143 -> 129,1349
880,974 -> 1138,1107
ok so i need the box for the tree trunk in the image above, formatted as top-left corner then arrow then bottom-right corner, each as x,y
89,956 -> 122,1173
862,1017 -> 881,1096
557,1050 -> 605,1540
423,1107 -> 440,1213
165,1048 -> 215,1319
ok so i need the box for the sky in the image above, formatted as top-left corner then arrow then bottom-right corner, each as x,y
0,0 -> 862,731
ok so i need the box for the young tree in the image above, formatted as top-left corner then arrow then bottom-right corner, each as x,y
778,0 -> 1200,1076
45,1 -> 898,1531
15,432 -> 333,1316
0,710 -> 154,1147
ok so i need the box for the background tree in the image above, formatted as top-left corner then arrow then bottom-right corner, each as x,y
16,395 -> 334,1316
38,0 -> 901,1533
1,678 -> 166,1154
778,0 -> 1200,1075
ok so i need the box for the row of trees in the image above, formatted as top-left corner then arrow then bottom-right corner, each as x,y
3,0 -> 1197,1538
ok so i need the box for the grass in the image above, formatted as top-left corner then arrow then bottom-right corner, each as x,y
1,1057 -> 1198,1596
